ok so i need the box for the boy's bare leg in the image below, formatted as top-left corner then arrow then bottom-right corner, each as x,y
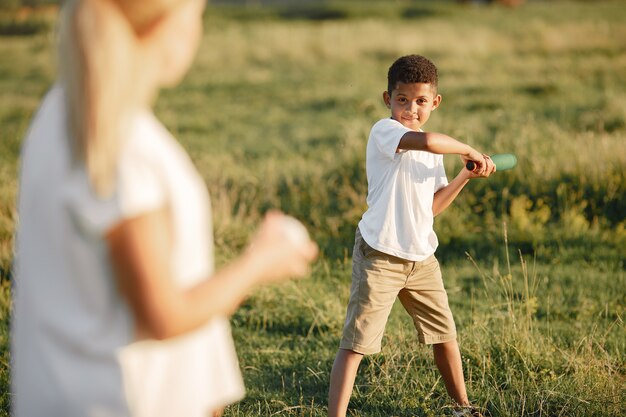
433,340 -> 470,406
212,409 -> 223,417
328,348 -> 364,417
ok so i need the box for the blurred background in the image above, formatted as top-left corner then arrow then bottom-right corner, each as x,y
1,1 -> 624,416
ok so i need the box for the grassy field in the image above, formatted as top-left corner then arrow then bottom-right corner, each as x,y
1,1 -> 625,416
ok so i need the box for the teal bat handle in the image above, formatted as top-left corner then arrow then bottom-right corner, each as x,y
466,153 -> 517,171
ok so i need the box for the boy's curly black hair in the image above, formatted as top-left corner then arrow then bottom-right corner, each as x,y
387,55 -> 438,94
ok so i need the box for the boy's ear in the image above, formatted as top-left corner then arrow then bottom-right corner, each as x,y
432,94 -> 442,110
383,91 -> 391,108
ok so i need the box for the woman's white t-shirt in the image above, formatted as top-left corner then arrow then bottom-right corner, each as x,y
358,118 -> 448,261
12,85 -> 245,417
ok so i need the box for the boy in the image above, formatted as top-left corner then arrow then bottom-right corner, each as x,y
328,55 -> 495,417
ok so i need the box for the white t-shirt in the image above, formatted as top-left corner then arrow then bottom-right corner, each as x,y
358,118 -> 448,261
12,85 -> 245,417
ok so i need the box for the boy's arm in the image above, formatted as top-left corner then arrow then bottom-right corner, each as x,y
398,131 -> 487,174
433,161 -> 495,216
432,169 -> 471,217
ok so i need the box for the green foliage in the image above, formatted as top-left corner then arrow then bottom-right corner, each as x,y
0,3 -> 56,35
0,0 -> 56,10
0,15 -> 50,36
0,0 -> 19,12
0,1 -> 625,416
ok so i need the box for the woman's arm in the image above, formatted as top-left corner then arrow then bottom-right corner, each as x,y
106,209 -> 317,340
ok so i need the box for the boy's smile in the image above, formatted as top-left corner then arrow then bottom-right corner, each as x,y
383,81 -> 441,131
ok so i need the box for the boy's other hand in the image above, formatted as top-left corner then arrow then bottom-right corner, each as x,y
460,154 -> 496,178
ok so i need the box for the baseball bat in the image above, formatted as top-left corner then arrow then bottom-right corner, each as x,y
466,153 -> 517,172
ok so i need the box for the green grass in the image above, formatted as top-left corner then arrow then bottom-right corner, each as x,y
1,1 -> 625,415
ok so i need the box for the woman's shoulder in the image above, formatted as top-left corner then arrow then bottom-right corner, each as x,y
121,111 -> 200,192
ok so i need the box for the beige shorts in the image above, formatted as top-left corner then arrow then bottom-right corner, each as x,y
339,228 -> 457,354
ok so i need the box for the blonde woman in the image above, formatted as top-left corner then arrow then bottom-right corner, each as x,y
11,0 -> 317,416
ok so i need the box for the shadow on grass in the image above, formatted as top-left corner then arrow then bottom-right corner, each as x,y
233,307 -> 334,339
278,6 -> 347,21
0,17 -> 50,36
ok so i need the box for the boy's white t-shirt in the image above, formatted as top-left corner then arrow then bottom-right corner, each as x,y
358,118 -> 448,261
12,85 -> 245,417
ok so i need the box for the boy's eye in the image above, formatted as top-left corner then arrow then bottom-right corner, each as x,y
398,98 -> 407,103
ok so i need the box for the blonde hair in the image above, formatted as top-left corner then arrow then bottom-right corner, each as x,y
58,0 -> 140,198
59,0 -> 192,197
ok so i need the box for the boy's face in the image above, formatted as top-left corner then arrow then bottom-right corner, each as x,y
383,82 -> 441,131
